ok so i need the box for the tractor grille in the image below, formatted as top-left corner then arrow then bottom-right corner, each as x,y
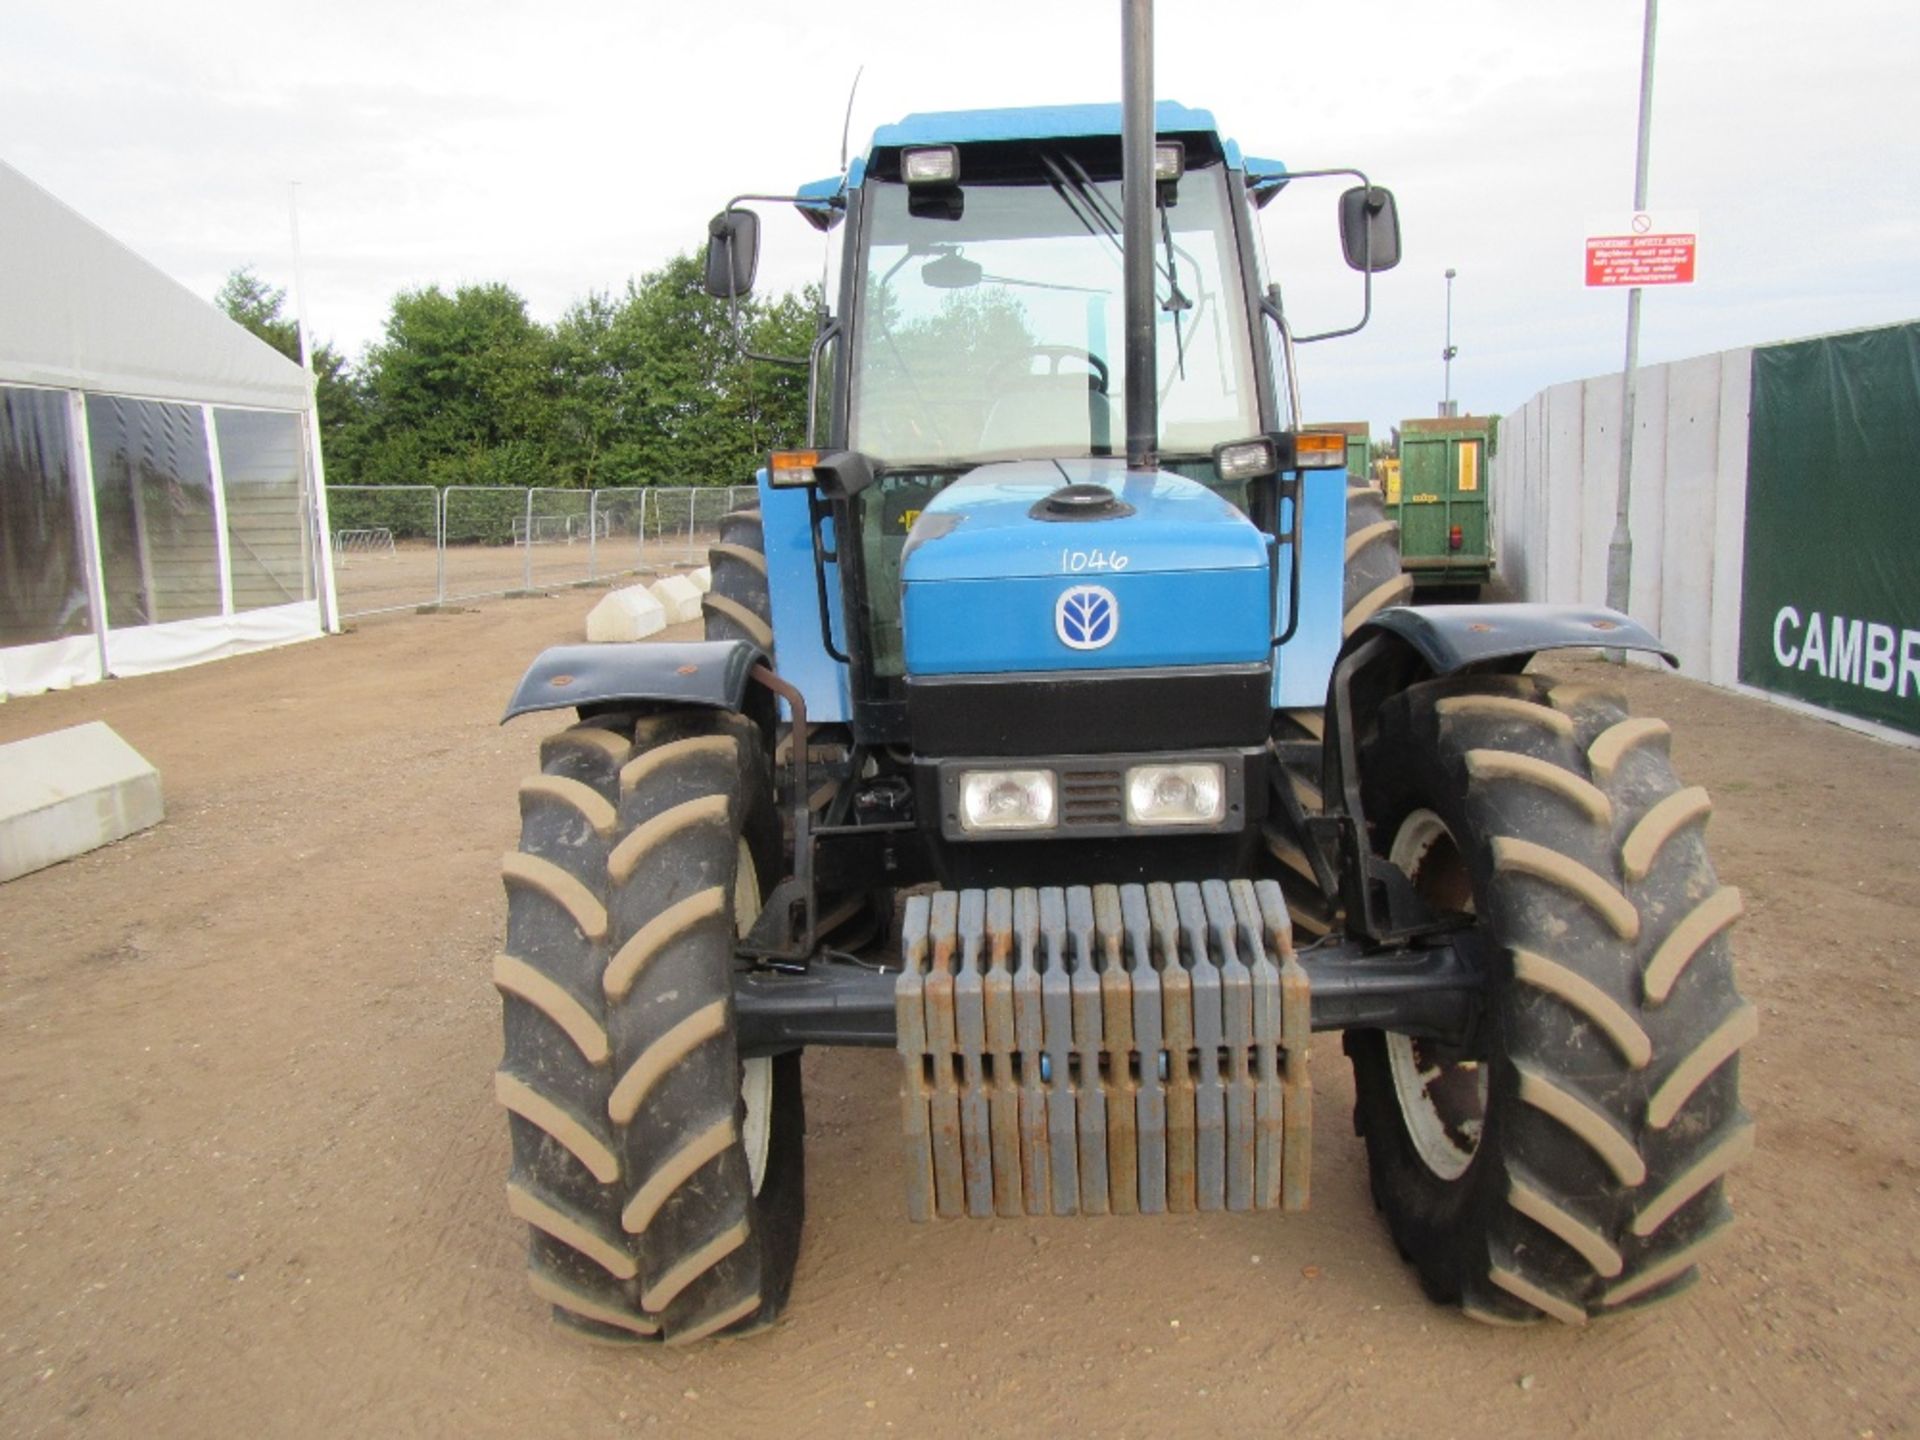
907,663 -> 1272,758
1058,770 -> 1123,827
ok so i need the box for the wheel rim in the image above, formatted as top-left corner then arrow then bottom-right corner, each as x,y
1385,808 -> 1486,1182
734,839 -> 773,1197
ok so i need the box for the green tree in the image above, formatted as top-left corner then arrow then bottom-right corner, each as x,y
246,254 -> 822,497
352,282 -> 559,488
216,267 -> 301,359
579,254 -> 818,490
549,290 -> 621,487
746,285 -> 823,451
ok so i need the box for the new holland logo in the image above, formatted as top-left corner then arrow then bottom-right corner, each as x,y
1056,585 -> 1119,651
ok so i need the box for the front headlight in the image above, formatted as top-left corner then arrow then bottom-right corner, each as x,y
958,769 -> 1057,833
1124,763 -> 1225,826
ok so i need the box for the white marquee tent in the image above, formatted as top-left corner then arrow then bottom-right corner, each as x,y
0,159 -> 337,698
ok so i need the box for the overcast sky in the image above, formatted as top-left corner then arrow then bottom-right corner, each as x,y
6,0 -> 1916,432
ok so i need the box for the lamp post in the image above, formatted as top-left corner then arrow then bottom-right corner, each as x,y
1441,267 -> 1459,416
1606,0 -> 1660,630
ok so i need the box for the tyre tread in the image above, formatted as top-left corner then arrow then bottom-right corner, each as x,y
501,851 -> 609,943
529,1264 -> 659,1336
1489,1265 -> 1586,1326
496,1071 -> 621,1183
1603,1222 -> 1735,1307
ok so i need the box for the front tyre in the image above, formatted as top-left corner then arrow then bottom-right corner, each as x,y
495,709 -> 804,1346
1348,674 -> 1752,1324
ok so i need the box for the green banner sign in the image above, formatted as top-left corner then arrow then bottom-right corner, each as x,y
1739,323 -> 1920,736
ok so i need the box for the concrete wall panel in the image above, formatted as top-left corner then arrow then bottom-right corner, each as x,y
1493,345 -> 1753,687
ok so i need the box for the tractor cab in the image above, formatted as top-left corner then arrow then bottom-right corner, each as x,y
703,103 -> 1402,766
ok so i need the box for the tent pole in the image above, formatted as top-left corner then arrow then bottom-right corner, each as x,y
290,181 -> 340,632
203,404 -> 235,618
69,391 -> 112,680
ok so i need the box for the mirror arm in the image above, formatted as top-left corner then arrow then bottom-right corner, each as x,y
738,342 -> 811,368
721,283 -> 807,367
714,190 -> 829,367
1272,166 -> 1380,345
1293,265 -> 1372,346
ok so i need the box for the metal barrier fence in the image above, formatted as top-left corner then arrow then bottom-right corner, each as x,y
642,485 -> 757,567
324,484 -> 759,620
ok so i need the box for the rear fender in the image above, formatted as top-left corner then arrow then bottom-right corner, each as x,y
500,640 -> 773,733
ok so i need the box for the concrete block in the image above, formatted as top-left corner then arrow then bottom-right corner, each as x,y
585,584 -> 667,642
0,721 -> 163,883
650,574 -> 704,625
689,565 -> 712,593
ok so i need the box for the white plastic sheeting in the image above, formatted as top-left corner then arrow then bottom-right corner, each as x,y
0,634 -> 101,697
105,601 -> 326,678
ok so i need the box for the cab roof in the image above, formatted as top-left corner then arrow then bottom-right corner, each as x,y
870,101 -> 1219,149
792,102 -> 1284,228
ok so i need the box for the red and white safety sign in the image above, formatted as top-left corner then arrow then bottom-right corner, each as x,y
1585,211 -> 1699,288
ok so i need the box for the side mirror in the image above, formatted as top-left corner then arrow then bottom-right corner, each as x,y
1338,186 -> 1401,273
704,209 -> 760,299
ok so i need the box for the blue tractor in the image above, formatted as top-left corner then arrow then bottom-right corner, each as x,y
494,20 -> 1749,1348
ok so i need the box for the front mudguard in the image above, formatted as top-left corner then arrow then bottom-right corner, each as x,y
1326,601 -> 1673,767
500,639 -> 772,731
1349,602 -> 1674,679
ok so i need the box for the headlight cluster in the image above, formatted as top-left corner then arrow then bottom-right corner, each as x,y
956,763 -> 1226,833
1124,764 -> 1225,826
957,770 -> 1057,832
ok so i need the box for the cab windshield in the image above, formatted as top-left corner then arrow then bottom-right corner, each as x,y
849,161 -> 1260,467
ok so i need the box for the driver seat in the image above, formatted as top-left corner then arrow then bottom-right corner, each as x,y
977,378 -> 1114,458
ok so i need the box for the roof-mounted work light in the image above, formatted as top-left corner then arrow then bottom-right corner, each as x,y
902,146 -> 960,186
1153,141 -> 1185,183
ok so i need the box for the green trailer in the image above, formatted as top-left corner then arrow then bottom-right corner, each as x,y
1320,420 -> 1372,488
1388,415 -> 1496,595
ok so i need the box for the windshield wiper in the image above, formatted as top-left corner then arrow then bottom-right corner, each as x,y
1157,200 -> 1190,379
1051,154 -> 1190,378
1044,154 -> 1190,378
1038,154 -> 1125,270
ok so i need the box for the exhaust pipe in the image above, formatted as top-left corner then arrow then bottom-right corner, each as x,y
1121,0 -> 1157,472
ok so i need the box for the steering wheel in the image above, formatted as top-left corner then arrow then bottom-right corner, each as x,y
988,344 -> 1111,395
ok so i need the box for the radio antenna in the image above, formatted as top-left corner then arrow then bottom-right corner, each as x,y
839,65 -> 865,175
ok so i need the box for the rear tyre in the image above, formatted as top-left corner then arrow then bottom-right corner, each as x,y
1346,673 -> 1752,1323
1267,484 -> 1412,934
1335,483 -> 1413,641
702,507 -> 774,653
701,503 -> 886,950
496,709 -> 804,1345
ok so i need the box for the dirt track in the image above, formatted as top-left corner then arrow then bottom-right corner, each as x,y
1,596 -> 1915,1438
